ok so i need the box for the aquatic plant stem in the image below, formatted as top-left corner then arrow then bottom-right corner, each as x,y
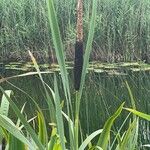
74,0 -> 83,91
74,0 -> 97,149
74,0 -> 84,146
75,91 -> 80,150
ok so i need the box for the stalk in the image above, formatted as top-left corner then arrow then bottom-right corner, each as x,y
74,0 -> 84,91
74,0 -> 83,149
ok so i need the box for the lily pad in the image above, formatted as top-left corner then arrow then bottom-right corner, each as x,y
94,69 -> 105,73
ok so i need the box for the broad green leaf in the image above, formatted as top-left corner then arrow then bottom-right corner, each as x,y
48,134 -> 57,150
46,0 -> 75,149
97,102 -> 125,150
79,129 -> 103,150
37,111 -> 47,146
8,134 -> 27,150
0,90 -> 13,116
0,114 -> 33,149
124,108 -> 150,121
0,90 -> 13,144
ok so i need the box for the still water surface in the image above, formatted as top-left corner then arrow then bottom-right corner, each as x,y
0,64 -> 150,146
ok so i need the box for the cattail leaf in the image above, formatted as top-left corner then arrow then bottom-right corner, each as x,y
124,108 -> 150,121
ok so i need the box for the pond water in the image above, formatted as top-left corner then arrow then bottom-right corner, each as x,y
0,62 -> 150,146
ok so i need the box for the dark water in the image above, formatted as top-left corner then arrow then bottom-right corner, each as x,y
0,68 -> 150,146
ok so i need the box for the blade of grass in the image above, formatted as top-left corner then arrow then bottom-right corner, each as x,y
8,134 -> 26,150
97,102 -> 125,150
111,112 -> 131,149
0,90 -> 13,116
29,51 -> 56,124
118,118 -> 139,150
79,0 -> 98,98
54,75 -> 66,150
37,111 -> 47,146
46,0 -> 71,103
125,81 -> 136,109
124,108 -> 150,121
79,129 -> 103,150
0,90 -> 13,144
0,71 -> 53,84
46,0 -> 74,149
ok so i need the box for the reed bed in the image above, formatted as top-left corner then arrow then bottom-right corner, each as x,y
0,0 -> 150,62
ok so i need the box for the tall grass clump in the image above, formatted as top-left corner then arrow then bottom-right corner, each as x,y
0,0 -> 52,62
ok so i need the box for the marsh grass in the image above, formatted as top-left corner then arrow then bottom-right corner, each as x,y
0,0 -> 150,62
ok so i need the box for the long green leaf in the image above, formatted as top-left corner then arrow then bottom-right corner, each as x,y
0,90 -> 13,116
118,118 -> 139,150
8,134 -> 26,150
0,90 -> 13,144
79,0 -> 98,99
110,113 -> 131,149
54,75 -> 66,150
0,71 -> 53,84
125,81 -> 136,110
124,108 -> 150,121
46,0 -> 71,103
46,0 -> 74,149
29,51 -> 56,124
97,102 -> 125,150
79,129 -> 103,150
37,111 -> 47,146
0,114 -> 33,149
74,0 -> 98,148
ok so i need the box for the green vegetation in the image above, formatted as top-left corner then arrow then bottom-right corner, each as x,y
0,0 -> 150,150
0,0 -> 150,62
0,0 -> 150,149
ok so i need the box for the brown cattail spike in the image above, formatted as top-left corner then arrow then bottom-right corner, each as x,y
74,0 -> 83,91
74,41 -> 83,90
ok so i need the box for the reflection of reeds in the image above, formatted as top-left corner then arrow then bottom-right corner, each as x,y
74,0 -> 83,90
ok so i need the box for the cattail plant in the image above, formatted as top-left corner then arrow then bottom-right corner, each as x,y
74,0 -> 83,91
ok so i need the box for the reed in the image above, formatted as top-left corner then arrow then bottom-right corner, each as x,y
0,0 -> 150,63
74,0 -> 83,90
